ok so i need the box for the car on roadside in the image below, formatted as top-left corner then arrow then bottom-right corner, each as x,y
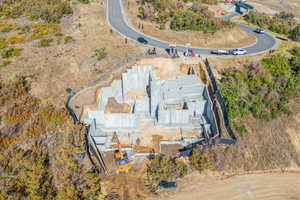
137,37 -> 148,44
211,50 -> 230,55
232,48 -> 247,55
159,181 -> 177,189
254,28 -> 265,34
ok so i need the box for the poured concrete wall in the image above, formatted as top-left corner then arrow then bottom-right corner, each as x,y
86,65 -> 220,152
158,110 -> 191,125
122,65 -> 154,99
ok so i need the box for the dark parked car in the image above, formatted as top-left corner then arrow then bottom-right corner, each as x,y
137,37 -> 148,44
159,181 -> 177,189
254,28 -> 265,34
211,50 -> 230,55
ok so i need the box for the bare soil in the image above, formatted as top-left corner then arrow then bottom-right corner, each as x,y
148,171 -> 300,200
102,162 -> 151,200
248,0 -> 300,18
123,0 -> 256,48
105,97 -> 132,113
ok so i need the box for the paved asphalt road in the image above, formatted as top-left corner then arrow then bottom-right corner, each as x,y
107,0 -> 277,55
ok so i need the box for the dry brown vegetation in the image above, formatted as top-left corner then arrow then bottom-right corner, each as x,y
0,0 -> 144,106
0,77 -> 103,199
215,106 -> 300,171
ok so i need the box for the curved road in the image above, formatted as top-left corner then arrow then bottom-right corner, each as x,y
107,0 -> 277,55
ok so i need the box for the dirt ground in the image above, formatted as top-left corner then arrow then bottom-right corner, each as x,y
0,0 -> 145,106
123,0 -> 256,48
148,171 -> 300,200
102,160 -> 152,200
248,0 -> 300,18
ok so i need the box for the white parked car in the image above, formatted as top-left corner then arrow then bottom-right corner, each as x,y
232,48 -> 247,55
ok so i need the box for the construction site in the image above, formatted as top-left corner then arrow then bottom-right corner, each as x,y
81,58 -> 233,172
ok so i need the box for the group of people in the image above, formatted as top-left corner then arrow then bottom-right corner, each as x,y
166,47 -> 179,58
146,48 -> 157,55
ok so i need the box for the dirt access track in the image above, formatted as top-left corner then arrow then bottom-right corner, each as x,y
149,171 -> 300,200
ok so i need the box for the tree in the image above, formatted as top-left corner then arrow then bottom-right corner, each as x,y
290,25 -> 300,42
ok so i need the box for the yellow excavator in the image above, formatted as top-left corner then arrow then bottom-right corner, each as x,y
112,132 -> 132,173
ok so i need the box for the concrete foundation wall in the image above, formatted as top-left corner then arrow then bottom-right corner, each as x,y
86,65 -> 220,153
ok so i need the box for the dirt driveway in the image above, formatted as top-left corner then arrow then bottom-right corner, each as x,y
149,171 -> 300,200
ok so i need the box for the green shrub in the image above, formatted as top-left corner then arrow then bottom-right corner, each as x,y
54,32 -> 64,37
290,25 -> 300,42
30,22 -> 60,39
78,0 -> 90,3
1,26 -> 13,33
138,6 -> 147,20
93,48 -> 107,61
138,0 -> 232,33
64,36 -> 75,44
244,11 -> 296,35
189,151 -> 215,172
0,37 -> 7,49
1,48 -> 22,58
275,11 -> 294,21
261,55 -> 290,77
232,122 -> 247,136
290,47 -> 300,57
0,60 -> 11,68
170,10 -> 233,33
147,155 -> 188,185
220,52 -> 300,121
37,38 -> 54,48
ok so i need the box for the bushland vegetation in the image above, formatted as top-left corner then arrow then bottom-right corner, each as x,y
0,0 -> 74,67
170,10 -> 234,33
0,77 -> 103,199
1,47 -> 22,58
220,47 -> 300,133
290,25 -> 300,42
189,151 -> 216,172
0,20 -> 69,67
245,11 -> 300,41
93,48 -> 108,61
137,0 -> 233,33
0,0 -> 73,23
147,155 -> 188,186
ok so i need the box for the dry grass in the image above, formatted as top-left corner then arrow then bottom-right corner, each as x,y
248,0 -> 300,18
215,101 -> 300,171
0,0 -> 145,106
